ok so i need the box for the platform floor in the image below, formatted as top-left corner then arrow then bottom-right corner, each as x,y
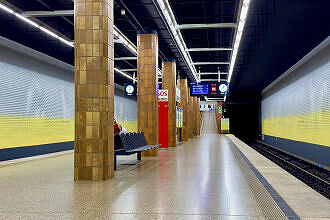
0,113 -> 329,219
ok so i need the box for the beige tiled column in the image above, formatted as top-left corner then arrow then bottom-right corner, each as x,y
180,78 -> 188,141
74,0 -> 114,180
162,61 -> 176,147
216,101 -> 223,134
187,88 -> 194,139
196,98 -> 201,135
193,97 -> 197,136
137,32 -> 159,156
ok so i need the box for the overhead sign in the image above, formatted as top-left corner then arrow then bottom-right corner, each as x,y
158,89 -> 168,102
124,83 -> 137,97
190,84 -> 209,96
190,82 -> 228,96
209,82 -> 228,96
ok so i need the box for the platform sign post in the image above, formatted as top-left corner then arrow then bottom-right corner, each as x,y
158,90 -> 168,148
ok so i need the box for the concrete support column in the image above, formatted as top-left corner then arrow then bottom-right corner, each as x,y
180,78 -> 188,141
162,61 -> 176,147
137,32 -> 159,156
216,101 -> 223,134
187,88 -> 194,139
74,0 -> 114,180
196,98 -> 201,135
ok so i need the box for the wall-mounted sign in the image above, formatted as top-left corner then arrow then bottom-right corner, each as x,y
200,104 -> 215,111
176,106 -> 183,128
218,106 -> 222,114
124,83 -> 137,97
176,87 -> 181,103
158,89 -> 168,102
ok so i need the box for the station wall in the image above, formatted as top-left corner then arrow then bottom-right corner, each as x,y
261,37 -> 330,167
0,37 -> 137,161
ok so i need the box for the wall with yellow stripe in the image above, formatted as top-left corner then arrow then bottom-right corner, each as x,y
262,110 -> 330,147
261,38 -> 330,165
0,38 -> 137,152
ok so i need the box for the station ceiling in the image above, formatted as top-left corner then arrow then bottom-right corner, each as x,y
0,0 -> 329,102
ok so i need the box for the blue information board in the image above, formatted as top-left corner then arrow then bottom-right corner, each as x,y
191,84 -> 209,96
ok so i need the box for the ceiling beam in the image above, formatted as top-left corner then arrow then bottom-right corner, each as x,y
176,23 -> 237,30
193,62 -> 230,65
23,10 -> 74,17
186,48 -> 232,52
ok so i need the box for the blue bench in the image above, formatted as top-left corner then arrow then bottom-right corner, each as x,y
114,132 -> 159,170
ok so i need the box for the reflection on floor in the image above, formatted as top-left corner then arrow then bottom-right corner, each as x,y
0,134 -> 291,219
201,111 -> 217,134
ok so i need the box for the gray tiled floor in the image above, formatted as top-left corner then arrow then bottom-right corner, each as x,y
0,114 -> 285,219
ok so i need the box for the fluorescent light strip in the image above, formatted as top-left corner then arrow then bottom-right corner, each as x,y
0,2 -> 74,47
114,27 -> 137,55
114,68 -> 137,82
0,2 -> 164,82
227,0 -> 251,83
156,0 -> 198,82
114,26 -> 164,79
0,3 -> 14,14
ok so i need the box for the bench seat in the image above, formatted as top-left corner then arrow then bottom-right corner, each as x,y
114,132 -> 159,170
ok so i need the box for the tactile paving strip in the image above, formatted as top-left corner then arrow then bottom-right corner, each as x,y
228,138 -> 300,220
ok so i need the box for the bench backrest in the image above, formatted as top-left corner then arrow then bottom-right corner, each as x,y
116,132 -> 148,151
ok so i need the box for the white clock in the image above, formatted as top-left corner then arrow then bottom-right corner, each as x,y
126,85 -> 134,94
219,84 -> 227,93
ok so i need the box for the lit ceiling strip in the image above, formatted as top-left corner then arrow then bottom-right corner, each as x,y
227,0 -> 251,83
113,25 -> 164,78
114,68 -> 137,82
0,2 -> 73,47
113,27 -> 137,55
0,2 -> 162,82
156,0 -> 198,82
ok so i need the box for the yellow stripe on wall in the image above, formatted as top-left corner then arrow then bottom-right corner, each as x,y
0,115 -> 74,149
0,116 -> 139,149
118,121 -> 138,132
262,110 -> 330,147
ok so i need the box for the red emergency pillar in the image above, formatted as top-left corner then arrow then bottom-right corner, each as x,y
158,90 -> 168,148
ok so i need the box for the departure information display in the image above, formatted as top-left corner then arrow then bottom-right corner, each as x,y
191,84 -> 209,95
190,82 -> 228,97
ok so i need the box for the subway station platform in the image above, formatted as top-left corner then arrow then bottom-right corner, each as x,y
1,113 -> 329,220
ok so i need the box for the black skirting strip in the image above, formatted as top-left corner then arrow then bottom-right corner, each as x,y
0,141 -> 74,162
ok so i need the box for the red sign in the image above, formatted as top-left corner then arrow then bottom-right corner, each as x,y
158,101 -> 168,148
158,89 -> 168,102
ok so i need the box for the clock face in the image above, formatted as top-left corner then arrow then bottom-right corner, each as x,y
126,85 -> 134,94
219,84 -> 227,93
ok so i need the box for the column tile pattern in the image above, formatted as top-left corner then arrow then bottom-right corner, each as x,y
74,0 -> 114,180
162,61 -> 176,147
137,33 -> 159,156
180,79 -> 188,141
197,98 -> 201,135
187,88 -> 194,139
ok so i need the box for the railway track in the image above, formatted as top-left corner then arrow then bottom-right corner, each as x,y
247,141 -> 330,199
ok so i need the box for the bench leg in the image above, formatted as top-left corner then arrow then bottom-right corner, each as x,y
114,152 -> 117,171
137,152 -> 141,160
